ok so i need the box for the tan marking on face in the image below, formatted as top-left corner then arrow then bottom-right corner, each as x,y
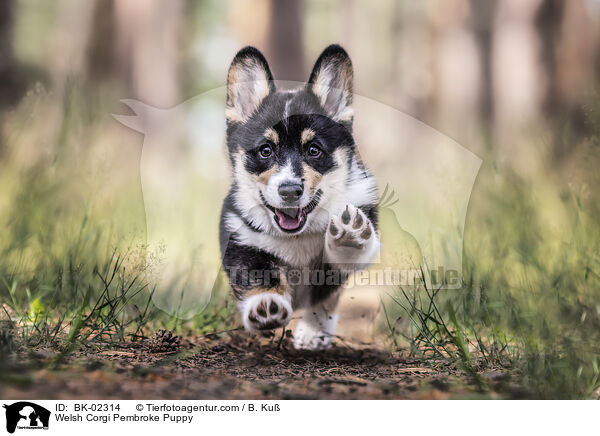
257,164 -> 279,185
234,149 -> 275,185
300,128 -> 315,145
302,163 -> 322,191
264,128 -> 279,144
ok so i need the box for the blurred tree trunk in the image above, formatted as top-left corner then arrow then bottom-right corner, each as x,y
429,0 -> 480,143
0,0 -> 34,114
0,0 -> 16,109
469,0 -> 496,130
491,0 -> 543,156
535,0 -> 564,119
229,0 -> 270,52
267,0 -> 304,82
0,0 -> 12,151
86,0 -> 182,107
536,0 -> 599,158
0,0 -> 14,157
0,0 -> 20,156
86,0 -> 118,83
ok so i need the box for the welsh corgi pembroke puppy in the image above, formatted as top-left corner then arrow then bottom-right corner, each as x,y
219,45 -> 379,350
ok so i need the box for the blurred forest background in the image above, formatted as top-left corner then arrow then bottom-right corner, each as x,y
2,0 -> 600,155
2,0 -> 600,399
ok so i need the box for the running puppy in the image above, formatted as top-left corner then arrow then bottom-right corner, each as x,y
219,44 -> 379,350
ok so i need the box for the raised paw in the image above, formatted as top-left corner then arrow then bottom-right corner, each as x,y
325,204 -> 378,265
240,292 -> 293,332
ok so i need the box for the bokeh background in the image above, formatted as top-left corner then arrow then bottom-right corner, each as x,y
2,0 -> 600,398
4,1 -> 600,150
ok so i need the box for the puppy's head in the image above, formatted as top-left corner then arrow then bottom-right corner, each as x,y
226,45 -> 355,236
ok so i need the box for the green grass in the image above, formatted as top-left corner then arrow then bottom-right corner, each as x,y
0,83 -> 235,368
381,118 -> 600,398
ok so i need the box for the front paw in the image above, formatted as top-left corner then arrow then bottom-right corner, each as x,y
241,292 -> 293,332
293,321 -> 334,350
325,204 -> 378,265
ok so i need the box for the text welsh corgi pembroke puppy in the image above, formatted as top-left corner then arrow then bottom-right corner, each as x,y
219,45 -> 379,350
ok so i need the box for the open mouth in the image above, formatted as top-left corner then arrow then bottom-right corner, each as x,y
260,190 -> 322,233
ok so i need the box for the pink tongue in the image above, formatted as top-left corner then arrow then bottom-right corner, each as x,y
274,209 -> 302,230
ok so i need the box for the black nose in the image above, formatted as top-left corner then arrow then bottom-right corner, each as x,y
278,182 -> 304,202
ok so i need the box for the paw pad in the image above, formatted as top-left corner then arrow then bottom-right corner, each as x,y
327,204 -> 374,249
352,212 -> 363,229
341,206 -> 351,224
242,293 -> 293,332
329,219 -> 339,236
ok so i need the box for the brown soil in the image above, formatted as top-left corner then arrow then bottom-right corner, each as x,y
0,332 -> 521,400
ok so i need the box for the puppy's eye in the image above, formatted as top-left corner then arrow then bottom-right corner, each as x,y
259,144 -> 273,158
308,144 -> 322,158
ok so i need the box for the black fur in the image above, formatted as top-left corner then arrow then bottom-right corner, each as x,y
219,45 -> 378,327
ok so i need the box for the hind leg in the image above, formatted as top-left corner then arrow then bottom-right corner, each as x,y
293,291 -> 341,350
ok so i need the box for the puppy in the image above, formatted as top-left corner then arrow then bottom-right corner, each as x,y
219,44 -> 379,350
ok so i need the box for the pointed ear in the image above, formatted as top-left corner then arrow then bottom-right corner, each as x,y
226,47 -> 275,123
308,45 -> 354,124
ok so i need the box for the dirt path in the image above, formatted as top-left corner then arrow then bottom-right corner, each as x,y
1,290 -> 522,399
1,331 -> 518,400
